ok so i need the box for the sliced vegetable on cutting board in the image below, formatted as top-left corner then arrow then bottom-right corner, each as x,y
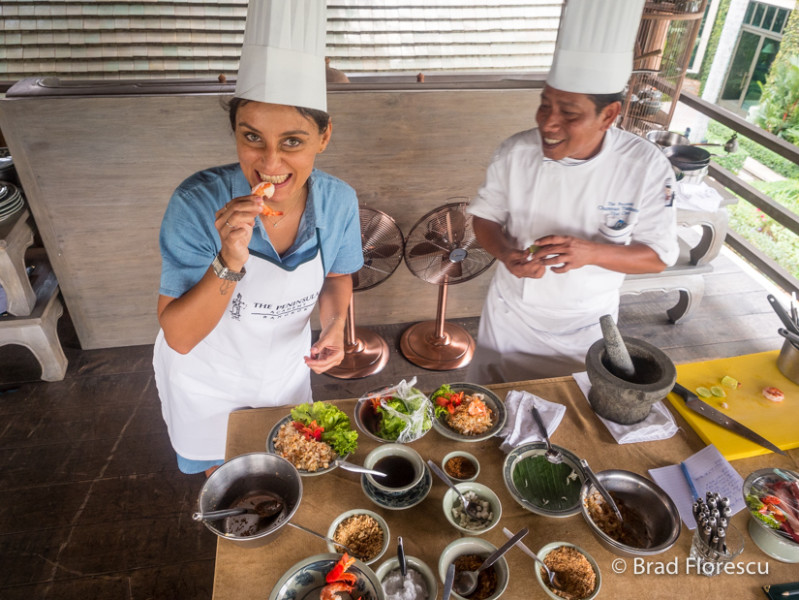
669,351 -> 797,460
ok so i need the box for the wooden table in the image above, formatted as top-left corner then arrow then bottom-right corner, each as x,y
213,376 -> 798,599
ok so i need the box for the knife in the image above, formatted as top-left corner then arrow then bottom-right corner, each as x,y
671,383 -> 787,456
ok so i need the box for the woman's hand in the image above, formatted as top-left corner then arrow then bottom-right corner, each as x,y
304,316 -> 346,374
214,195 -> 263,271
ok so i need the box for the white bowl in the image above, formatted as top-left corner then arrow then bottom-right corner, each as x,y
376,555 -> 438,600
438,537 -> 510,600
442,482 -> 501,535
442,451 -> 480,482
269,553 -> 385,600
326,509 -> 390,566
535,542 -> 601,600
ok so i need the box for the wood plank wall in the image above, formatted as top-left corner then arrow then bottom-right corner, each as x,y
0,86 -> 541,349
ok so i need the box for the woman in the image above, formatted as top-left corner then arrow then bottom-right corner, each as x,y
153,98 -> 363,474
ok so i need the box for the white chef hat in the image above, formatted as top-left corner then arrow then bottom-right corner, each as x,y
235,0 -> 328,112
547,0 -> 646,95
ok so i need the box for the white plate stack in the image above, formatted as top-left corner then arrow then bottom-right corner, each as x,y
0,182 -> 24,223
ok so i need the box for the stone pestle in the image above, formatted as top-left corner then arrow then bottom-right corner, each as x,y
599,314 -> 636,379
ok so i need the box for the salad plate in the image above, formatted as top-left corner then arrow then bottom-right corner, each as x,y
430,382 -> 507,443
266,402 -> 358,477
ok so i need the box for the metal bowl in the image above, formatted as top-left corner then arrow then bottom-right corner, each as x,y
662,145 -> 711,171
580,469 -> 680,556
269,553 -> 385,600
196,452 -> 302,548
646,130 -> 689,148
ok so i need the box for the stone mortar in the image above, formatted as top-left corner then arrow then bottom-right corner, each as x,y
585,336 -> 676,425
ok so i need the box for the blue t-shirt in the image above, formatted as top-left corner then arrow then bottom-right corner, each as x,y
159,163 -> 363,298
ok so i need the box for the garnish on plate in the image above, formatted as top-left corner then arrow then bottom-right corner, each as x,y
431,384 -> 493,435
290,401 -> 358,456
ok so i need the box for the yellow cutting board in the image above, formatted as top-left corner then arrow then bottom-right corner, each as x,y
669,351 -> 799,461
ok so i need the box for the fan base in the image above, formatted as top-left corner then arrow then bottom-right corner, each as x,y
400,321 -> 475,370
325,327 -> 390,379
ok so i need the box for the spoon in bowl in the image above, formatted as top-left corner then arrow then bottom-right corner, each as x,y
192,494 -> 284,522
427,459 -> 484,520
453,527 -> 529,597
397,536 -> 407,577
580,459 -> 623,523
531,405 -> 562,464
502,527 -> 563,592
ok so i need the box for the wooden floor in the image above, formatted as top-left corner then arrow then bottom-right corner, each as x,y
0,250 -> 786,599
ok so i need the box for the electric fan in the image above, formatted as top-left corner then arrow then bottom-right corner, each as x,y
326,207 -> 404,379
400,201 -> 495,370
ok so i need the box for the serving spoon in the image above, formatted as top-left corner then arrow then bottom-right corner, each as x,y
427,459 -> 484,520
192,494 -> 284,522
502,527 -> 564,593
531,405 -> 562,464
453,527 -> 528,597
335,458 -> 387,477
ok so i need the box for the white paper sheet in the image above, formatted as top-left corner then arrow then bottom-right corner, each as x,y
648,444 -> 745,530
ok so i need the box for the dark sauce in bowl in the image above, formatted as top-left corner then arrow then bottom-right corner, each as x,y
374,455 -> 416,488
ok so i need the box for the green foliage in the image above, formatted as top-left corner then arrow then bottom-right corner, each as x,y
699,0 -> 732,95
706,121 -> 799,178
727,179 -> 799,279
749,55 -> 799,144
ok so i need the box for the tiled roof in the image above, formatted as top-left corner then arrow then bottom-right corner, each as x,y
0,1 -> 561,81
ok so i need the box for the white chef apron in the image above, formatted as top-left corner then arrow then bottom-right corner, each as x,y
153,242 -> 324,460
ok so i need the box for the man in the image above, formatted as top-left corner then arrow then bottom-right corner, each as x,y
467,0 -> 678,382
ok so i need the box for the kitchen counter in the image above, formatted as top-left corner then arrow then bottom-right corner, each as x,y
212,374 -> 798,599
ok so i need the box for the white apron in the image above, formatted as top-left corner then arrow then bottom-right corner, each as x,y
153,245 -> 324,460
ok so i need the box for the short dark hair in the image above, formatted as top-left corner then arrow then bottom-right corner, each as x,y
225,96 -> 330,134
586,92 -> 625,114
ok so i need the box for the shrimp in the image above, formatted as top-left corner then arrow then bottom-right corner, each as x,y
326,553 -> 357,585
319,582 -> 355,600
251,182 -> 283,217
251,181 -> 275,199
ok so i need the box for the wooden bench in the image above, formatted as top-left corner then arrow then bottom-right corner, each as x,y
0,248 -> 67,381
621,202 -> 730,323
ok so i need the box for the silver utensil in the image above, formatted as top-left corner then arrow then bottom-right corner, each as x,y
580,458 -> 623,523
442,563 -> 455,600
427,459 -> 484,520
286,522 -> 360,557
335,458 -> 387,477
397,536 -> 407,577
531,405 -> 563,464
502,527 -> 562,592
778,327 -> 799,349
192,496 -> 284,522
453,527 -> 528,596
768,294 -> 799,335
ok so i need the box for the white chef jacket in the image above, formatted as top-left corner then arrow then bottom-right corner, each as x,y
467,126 -> 678,381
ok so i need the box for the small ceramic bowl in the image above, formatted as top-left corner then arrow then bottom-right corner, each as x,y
438,537 -> 510,600
361,465 -> 432,511
376,555 -> 438,600
442,451 -> 480,482
269,553 -> 385,600
363,443 -> 426,496
534,541 -> 601,600
442,482 -> 501,535
326,509 -> 390,566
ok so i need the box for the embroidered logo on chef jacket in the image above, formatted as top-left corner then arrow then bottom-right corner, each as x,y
665,179 -> 675,207
598,201 -> 637,244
